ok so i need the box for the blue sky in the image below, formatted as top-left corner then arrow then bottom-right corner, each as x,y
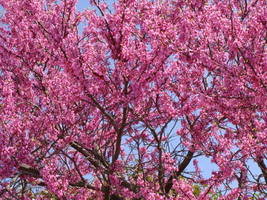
76,0 -> 90,11
76,0 -> 115,11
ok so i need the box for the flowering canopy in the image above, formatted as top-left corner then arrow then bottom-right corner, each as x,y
0,0 -> 266,199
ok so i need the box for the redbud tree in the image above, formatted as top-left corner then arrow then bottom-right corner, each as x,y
0,0 -> 266,199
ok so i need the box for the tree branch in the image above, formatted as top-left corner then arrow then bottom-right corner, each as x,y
164,150 -> 194,194
256,158 -> 267,184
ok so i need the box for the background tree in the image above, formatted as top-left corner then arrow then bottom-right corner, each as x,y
0,0 -> 266,199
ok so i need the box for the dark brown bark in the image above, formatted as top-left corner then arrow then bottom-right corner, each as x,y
164,150 -> 194,194
256,158 -> 267,184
